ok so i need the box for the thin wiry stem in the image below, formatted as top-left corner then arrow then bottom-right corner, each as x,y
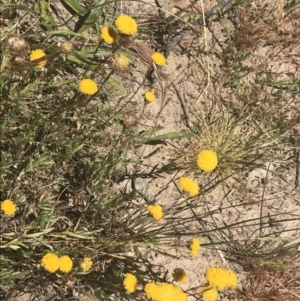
165,0 -> 236,56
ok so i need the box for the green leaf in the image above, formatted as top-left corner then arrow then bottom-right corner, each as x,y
34,0 -> 57,30
149,131 -> 196,140
61,0 -> 86,14
74,1 -> 106,33
61,231 -> 95,239
48,30 -> 85,38
9,245 -> 21,250
142,125 -> 164,137
23,228 -> 55,238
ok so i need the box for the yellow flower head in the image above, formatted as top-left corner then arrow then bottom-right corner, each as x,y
145,91 -> 156,102
145,283 -> 159,300
190,237 -> 200,257
205,267 -> 238,291
81,257 -> 93,272
151,52 -> 166,66
123,273 -> 138,293
41,253 -> 60,273
145,282 -> 187,301
115,15 -> 137,35
109,53 -> 130,74
147,204 -> 163,221
202,286 -> 219,301
178,177 -> 199,197
30,49 -> 47,68
59,255 -> 73,273
172,268 -> 188,284
79,78 -> 98,95
197,150 -> 218,172
1,199 -> 17,215
101,26 -> 118,44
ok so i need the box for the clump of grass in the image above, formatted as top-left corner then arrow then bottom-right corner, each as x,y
174,110 -> 285,192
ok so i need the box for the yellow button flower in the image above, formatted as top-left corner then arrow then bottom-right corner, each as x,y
123,273 -> 138,293
178,177 -> 199,197
172,268 -> 188,284
59,255 -> 73,273
115,15 -> 137,35
145,91 -> 156,102
30,49 -> 47,68
1,199 -> 17,215
147,204 -> 163,221
41,253 -> 60,273
202,286 -> 219,301
79,78 -> 98,95
101,26 -> 118,44
151,52 -> 166,66
205,267 -> 238,291
197,150 -> 218,172
81,257 -> 93,272
145,282 -> 187,301
190,237 -> 200,257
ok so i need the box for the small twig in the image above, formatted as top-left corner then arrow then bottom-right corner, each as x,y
171,83 -> 192,130
259,163 -> 271,236
195,0 -> 211,105
189,202 -> 229,265
295,149 -> 299,188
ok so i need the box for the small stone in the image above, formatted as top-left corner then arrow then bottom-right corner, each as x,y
134,177 -> 149,193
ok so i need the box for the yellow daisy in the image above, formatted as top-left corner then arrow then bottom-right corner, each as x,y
190,237 -> 200,257
59,255 -> 73,273
101,26 -> 118,44
41,253 -> 60,273
151,52 -> 166,66
1,199 -> 17,215
145,282 -> 187,301
78,78 -> 98,95
81,257 -> 93,272
178,177 -> 199,197
123,273 -> 138,293
30,49 -> 47,68
196,150 -> 218,172
115,15 -> 137,35
205,267 -> 238,291
145,91 -> 156,102
147,204 -> 163,221
202,286 -> 219,301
